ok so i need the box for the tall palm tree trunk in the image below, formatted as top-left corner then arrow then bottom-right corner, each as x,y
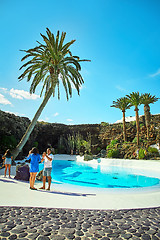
135,107 -> 140,146
122,110 -> 127,141
12,87 -> 53,159
144,104 -> 151,139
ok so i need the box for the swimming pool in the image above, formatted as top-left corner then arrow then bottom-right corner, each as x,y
39,159 -> 160,189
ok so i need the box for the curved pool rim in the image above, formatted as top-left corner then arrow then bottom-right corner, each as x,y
38,155 -> 160,192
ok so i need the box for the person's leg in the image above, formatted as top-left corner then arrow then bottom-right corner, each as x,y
39,176 -> 46,189
4,164 -> 8,177
8,164 -> 11,177
39,169 -> 46,189
47,176 -> 51,190
30,172 -> 33,188
32,172 -> 37,189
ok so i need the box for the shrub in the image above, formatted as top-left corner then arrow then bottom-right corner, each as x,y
131,121 -> 136,126
107,149 -> 119,158
96,147 -> 101,153
140,123 -> 144,128
33,141 -> 38,148
1,135 -> 17,150
101,122 -> 110,127
132,137 -> 142,143
106,139 -> 119,149
148,147 -> 159,154
138,148 -> 145,159
84,154 -> 93,161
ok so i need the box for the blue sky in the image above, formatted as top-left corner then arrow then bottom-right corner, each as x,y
0,0 -> 160,124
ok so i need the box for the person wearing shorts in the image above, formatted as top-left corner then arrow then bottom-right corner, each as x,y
39,148 -> 54,190
2,149 -> 13,178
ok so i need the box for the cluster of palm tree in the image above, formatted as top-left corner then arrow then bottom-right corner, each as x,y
111,92 -> 159,145
13,28 -> 90,159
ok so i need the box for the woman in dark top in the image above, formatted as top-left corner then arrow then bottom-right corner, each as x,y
27,147 -> 41,190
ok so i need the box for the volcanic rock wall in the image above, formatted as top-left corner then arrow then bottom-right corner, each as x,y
0,110 -> 159,158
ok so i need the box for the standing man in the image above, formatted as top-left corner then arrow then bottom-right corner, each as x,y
39,148 -> 54,190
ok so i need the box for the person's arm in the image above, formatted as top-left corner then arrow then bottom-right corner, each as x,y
46,154 -> 53,161
27,154 -> 31,160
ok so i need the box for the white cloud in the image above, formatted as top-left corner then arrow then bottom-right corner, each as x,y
4,111 -> 26,117
0,94 -> 12,105
149,69 -> 160,78
0,87 -> 8,93
115,85 -> 127,92
114,115 -> 143,124
54,112 -> 59,117
39,117 -> 49,122
67,119 -> 73,122
9,88 -> 40,100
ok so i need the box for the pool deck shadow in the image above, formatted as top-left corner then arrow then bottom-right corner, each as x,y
38,188 -> 96,197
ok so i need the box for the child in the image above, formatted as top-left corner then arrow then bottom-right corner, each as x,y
2,149 -> 13,178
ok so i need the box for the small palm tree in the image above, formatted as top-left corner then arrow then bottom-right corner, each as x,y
13,28 -> 90,159
111,97 -> 131,141
141,93 -> 159,139
126,92 -> 142,145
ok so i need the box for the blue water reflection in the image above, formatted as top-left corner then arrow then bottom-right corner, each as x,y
39,160 -> 160,188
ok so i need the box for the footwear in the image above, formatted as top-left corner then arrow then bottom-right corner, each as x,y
30,187 -> 37,190
39,187 -> 45,189
46,188 -> 50,191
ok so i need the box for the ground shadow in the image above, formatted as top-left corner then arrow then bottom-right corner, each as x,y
0,178 -> 17,184
38,189 -> 96,197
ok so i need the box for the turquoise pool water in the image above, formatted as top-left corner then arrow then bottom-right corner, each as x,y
39,160 -> 160,188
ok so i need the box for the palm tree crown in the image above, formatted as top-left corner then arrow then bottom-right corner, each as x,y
111,97 -> 131,142
141,93 -> 159,105
19,28 -> 90,100
111,97 -> 131,112
126,92 -> 142,146
126,92 -> 142,108
13,28 -> 90,159
141,93 -> 159,139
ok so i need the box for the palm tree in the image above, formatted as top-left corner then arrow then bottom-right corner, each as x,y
141,93 -> 159,139
13,28 -> 90,159
111,97 -> 131,141
126,92 -> 142,145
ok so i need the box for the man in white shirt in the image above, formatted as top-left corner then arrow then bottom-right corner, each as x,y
39,148 -> 54,190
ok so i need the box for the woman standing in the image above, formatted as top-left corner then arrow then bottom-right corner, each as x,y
3,149 -> 13,178
27,147 -> 41,190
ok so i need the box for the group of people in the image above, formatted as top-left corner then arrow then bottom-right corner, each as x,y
2,147 -> 54,191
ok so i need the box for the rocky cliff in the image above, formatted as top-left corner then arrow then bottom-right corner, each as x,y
0,110 -> 159,159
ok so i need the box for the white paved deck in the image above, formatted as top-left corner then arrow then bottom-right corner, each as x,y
0,155 -> 160,210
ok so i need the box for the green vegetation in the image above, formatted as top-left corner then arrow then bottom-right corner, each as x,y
111,97 -> 131,141
84,154 -> 93,161
1,135 -> 17,150
12,28 -> 90,159
141,93 -> 159,139
132,137 -> 142,144
107,149 -> 119,158
148,147 -> 159,154
106,139 -> 118,149
101,122 -> 110,127
33,141 -> 38,148
138,148 -> 145,159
